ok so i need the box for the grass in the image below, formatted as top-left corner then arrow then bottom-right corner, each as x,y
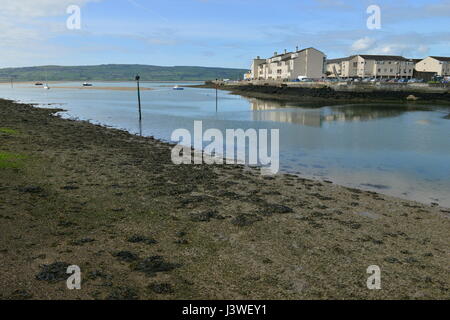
0,152 -> 26,169
0,128 -> 18,135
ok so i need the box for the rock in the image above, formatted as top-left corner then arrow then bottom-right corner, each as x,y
58,221 -> 78,228
148,283 -> 174,294
107,287 -> 139,300
9,290 -> 33,300
133,256 -> 181,277
231,214 -> 262,227
127,235 -> 157,245
88,270 -> 112,280
35,262 -> 70,282
61,185 -> 79,190
113,251 -> 139,262
19,186 -> 43,194
70,238 -> 95,246
190,210 -> 224,222
406,95 -> 419,101
384,257 -> 400,264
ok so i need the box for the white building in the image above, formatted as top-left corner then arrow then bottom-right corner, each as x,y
415,56 -> 450,76
250,47 -> 326,81
327,55 -> 415,79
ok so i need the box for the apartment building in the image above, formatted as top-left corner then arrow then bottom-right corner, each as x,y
415,56 -> 450,76
250,47 -> 326,81
327,55 -> 415,79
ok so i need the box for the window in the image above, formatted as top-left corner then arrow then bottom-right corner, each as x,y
378,69 -> 381,72
390,69 -> 393,72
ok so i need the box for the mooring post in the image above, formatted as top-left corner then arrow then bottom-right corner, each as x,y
135,75 -> 142,122
215,78 -> 218,112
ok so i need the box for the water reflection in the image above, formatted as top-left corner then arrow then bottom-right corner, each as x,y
250,99 -> 430,126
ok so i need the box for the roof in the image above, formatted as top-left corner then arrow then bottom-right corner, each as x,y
327,54 -> 410,63
429,56 -> 450,62
327,58 -> 347,64
357,55 -> 409,61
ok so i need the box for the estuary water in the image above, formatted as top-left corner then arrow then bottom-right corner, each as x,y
1,81 -> 449,207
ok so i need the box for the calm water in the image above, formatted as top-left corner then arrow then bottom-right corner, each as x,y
1,81 -> 449,207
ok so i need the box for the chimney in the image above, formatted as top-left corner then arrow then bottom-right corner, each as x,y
274,51 -> 278,56
284,49 -> 287,54
257,56 -> 260,59
296,46 -> 299,52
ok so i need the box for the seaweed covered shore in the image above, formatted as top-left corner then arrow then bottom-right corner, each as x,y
190,83 -> 450,105
0,99 -> 449,300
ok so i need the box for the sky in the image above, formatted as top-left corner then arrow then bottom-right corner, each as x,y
0,0 -> 449,69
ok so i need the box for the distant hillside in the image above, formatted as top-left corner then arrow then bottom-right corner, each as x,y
0,64 -> 249,81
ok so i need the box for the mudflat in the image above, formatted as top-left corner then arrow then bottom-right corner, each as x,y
0,99 -> 449,300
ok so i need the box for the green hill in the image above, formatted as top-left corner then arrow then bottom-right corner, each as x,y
0,64 -> 249,81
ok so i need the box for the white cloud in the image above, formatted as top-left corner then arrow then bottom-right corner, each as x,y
0,0 -> 100,18
351,37 -> 376,51
0,0 -> 101,68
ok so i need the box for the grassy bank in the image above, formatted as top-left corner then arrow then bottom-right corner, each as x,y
191,83 -> 450,106
0,99 -> 449,300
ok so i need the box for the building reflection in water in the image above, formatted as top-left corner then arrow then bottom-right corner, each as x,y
251,100 -> 322,127
250,99 -> 414,127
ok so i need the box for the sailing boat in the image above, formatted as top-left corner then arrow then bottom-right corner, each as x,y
43,68 -> 50,90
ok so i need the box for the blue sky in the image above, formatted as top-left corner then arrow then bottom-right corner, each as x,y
1,0 -> 449,68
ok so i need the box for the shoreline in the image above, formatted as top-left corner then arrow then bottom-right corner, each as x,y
1,98 -> 449,300
188,83 -> 450,106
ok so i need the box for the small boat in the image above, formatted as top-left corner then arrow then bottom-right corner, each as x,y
35,82 -> 43,86
43,84 -> 50,90
173,85 -> 184,90
83,82 -> 93,87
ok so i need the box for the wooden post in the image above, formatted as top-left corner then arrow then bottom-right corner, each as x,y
215,78 -> 218,112
135,75 -> 142,121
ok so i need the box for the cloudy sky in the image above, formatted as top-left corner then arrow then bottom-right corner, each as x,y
1,0 -> 449,68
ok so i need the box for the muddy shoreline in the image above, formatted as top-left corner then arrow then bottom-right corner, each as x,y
0,98 -> 449,300
189,83 -> 450,106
